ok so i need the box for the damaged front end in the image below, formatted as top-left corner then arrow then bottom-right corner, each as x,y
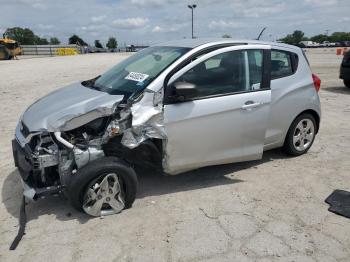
12,45 -> 193,206
13,87 -> 165,202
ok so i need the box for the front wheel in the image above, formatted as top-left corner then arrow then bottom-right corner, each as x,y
67,157 -> 138,217
0,49 -> 9,60
283,114 -> 317,156
344,80 -> 350,88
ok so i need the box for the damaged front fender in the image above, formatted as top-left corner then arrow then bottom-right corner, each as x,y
121,90 -> 166,149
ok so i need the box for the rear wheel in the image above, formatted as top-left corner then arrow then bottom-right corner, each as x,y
344,80 -> 350,88
67,157 -> 138,216
0,47 -> 9,60
283,113 -> 316,156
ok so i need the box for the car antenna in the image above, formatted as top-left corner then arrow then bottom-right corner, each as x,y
256,27 -> 267,40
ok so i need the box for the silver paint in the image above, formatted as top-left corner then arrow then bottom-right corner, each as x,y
121,90 -> 166,149
21,82 -> 124,132
163,45 -> 272,174
16,39 -> 321,178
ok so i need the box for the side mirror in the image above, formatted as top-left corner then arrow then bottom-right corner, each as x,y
173,82 -> 197,100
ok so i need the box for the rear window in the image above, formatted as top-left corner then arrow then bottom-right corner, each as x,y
271,50 -> 298,79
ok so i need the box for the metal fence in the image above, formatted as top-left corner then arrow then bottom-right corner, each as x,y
21,44 -> 83,56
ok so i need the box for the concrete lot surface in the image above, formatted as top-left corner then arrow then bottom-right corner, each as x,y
0,50 -> 349,261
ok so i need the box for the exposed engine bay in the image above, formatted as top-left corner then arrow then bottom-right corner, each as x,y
13,89 -> 165,202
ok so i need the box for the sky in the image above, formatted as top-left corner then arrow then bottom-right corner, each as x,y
0,0 -> 349,46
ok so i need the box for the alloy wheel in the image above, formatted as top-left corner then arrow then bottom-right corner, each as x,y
292,119 -> 315,152
83,173 -> 125,216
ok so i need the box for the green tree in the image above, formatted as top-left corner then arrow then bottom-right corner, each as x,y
310,34 -> 328,43
329,32 -> 350,42
49,37 -> 60,45
69,34 -> 88,46
222,34 -> 232,38
280,30 -> 307,45
3,27 -> 37,44
34,37 -> 49,45
106,37 -> 117,49
94,40 -> 103,48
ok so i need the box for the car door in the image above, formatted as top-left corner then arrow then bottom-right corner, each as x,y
264,49 -> 302,148
163,45 -> 271,174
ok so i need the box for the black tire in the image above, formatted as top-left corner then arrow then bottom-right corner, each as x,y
283,113 -> 317,156
344,80 -> 350,88
67,157 -> 138,214
0,48 -> 9,60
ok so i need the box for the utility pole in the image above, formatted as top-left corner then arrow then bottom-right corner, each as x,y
188,4 -> 197,39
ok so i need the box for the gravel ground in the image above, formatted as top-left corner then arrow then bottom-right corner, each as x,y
0,50 -> 349,262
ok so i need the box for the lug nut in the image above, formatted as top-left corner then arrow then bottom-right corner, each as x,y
106,197 -> 110,202
97,195 -> 102,200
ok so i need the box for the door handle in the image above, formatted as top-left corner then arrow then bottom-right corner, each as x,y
241,101 -> 262,110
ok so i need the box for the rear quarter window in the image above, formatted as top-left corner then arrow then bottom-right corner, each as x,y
271,50 -> 299,79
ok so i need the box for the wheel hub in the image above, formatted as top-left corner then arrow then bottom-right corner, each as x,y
292,119 -> 315,152
83,173 -> 125,216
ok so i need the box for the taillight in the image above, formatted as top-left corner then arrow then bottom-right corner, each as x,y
312,73 -> 321,92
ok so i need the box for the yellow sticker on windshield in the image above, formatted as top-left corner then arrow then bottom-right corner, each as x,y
125,72 -> 149,82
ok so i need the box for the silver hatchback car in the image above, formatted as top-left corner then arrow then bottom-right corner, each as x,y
12,39 -> 321,216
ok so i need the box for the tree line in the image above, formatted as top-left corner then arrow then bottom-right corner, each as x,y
3,27 -> 118,49
279,30 -> 350,45
9,26 -> 349,49
3,27 -> 60,45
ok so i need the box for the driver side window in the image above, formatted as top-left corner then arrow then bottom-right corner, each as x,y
175,49 -> 263,100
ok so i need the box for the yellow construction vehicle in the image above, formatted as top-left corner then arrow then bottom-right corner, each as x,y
0,38 -> 22,60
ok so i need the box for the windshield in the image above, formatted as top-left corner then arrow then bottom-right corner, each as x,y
85,46 -> 190,96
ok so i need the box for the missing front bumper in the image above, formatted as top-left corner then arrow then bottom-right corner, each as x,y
21,180 -> 64,201
12,139 -> 32,181
12,139 -> 64,201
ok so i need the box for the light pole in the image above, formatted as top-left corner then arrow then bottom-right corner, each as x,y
188,4 -> 197,39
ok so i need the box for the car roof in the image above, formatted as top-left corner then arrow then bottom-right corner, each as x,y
154,38 -> 300,51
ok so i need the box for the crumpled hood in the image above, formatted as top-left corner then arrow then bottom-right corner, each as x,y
22,82 -> 124,132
